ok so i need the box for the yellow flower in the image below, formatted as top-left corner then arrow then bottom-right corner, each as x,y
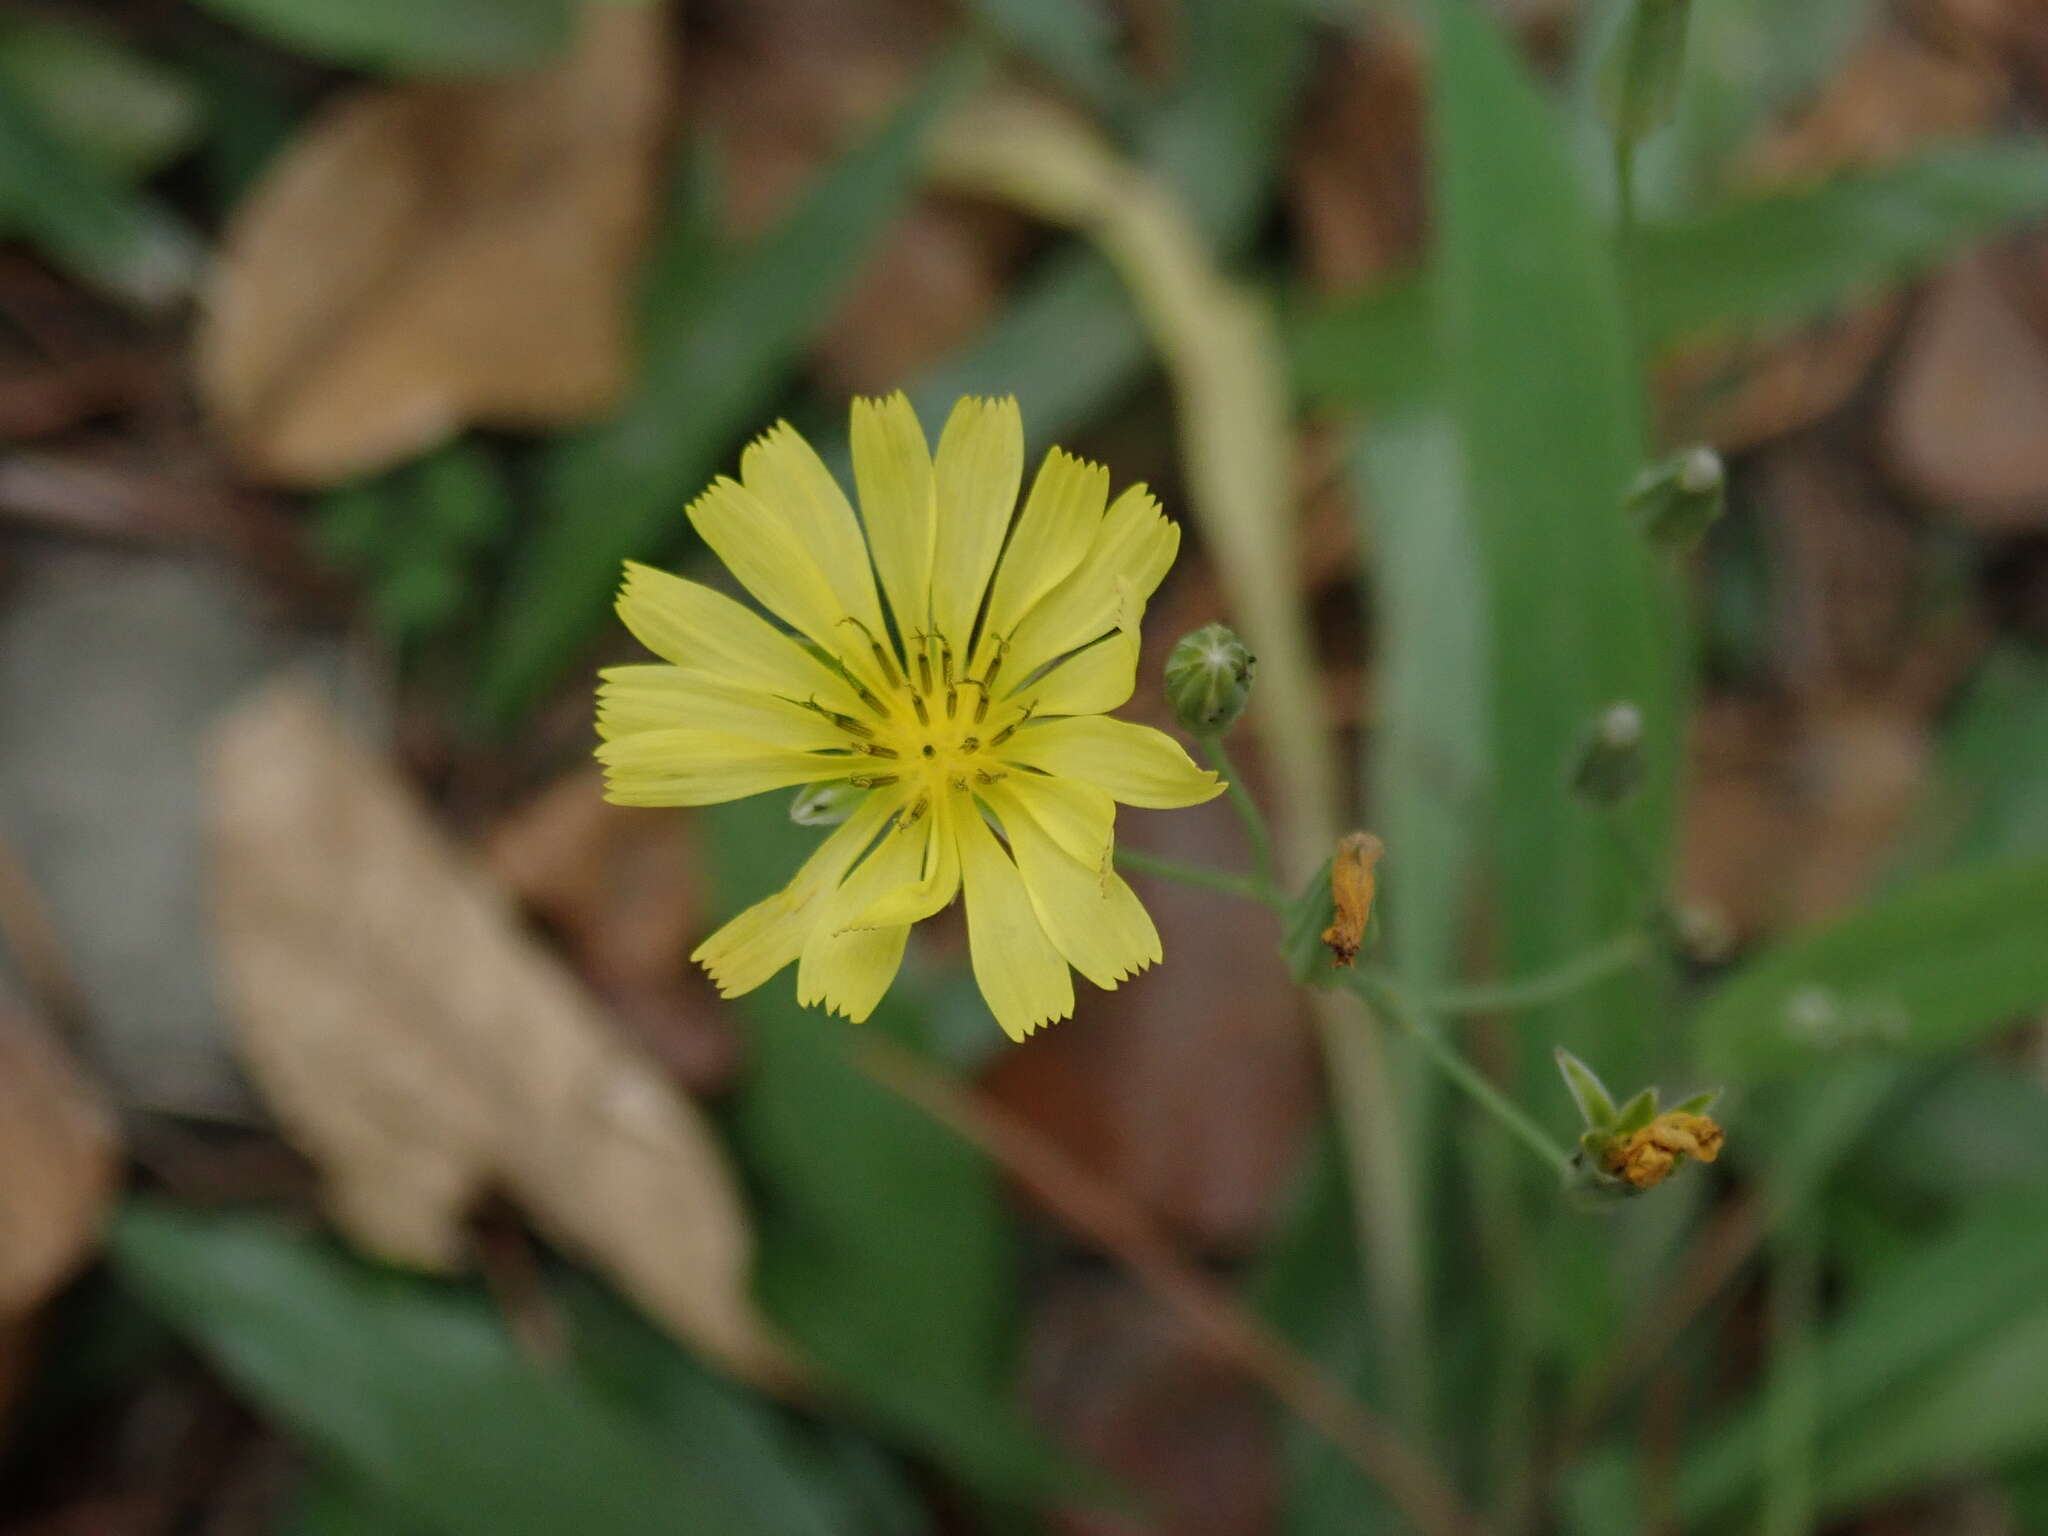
596,393 -> 1224,1040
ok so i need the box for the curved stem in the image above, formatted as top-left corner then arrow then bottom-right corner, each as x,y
1201,735 -> 1276,900
1114,846 -> 1284,911
1388,932 -> 1649,1016
1350,972 -> 1572,1178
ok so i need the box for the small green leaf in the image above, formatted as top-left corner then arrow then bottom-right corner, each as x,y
192,0 -> 576,76
1554,1047 -> 1620,1129
1609,1087 -> 1659,1135
1668,1088 -> 1720,1117
0,17 -> 203,182
0,73 -> 199,308
1693,859 -> 2048,1079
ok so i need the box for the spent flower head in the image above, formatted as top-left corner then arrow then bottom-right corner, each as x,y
596,393 -> 1224,1040
1555,1047 -> 1723,1203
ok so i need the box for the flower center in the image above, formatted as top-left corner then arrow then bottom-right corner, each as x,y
814,623 -> 1032,818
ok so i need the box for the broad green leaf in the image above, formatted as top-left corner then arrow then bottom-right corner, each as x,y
470,52 -> 972,730
0,17 -> 202,182
560,1275 -> 931,1536
0,74 -> 199,308
1679,1191 -> 2048,1520
1692,859 -> 2048,1079
1350,412 -> 1484,994
290,1464 -> 435,1536
1628,143 -> 2048,347
1431,0 -> 1676,1076
1292,144 -> 2048,413
1892,646 -> 2048,875
702,797 -> 1104,1508
109,1203 -> 801,1536
192,0 -> 575,75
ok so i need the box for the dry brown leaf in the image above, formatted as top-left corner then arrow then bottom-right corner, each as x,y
0,1005 -> 119,1318
197,5 -> 672,486
207,680 -> 793,1387
485,766 -> 739,1092
1656,301 -> 1899,454
1884,249 -> 2048,526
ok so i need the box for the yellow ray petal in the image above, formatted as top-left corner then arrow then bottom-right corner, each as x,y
983,782 -> 1160,990
929,396 -> 1023,645
1001,485 -> 1179,681
1024,625 -> 1139,718
691,793 -> 895,997
956,806 -> 1074,1041
990,772 -> 1114,867
850,392 -> 935,642
795,806 -> 927,1021
597,728 -> 854,807
740,422 -> 889,642
997,716 -> 1222,808
840,795 -> 962,931
685,476 -> 877,678
976,448 -> 1109,664
595,664 -> 850,747
614,562 -> 865,717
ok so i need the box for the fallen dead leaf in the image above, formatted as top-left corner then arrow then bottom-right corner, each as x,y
1884,248 -> 2048,526
196,4 -> 672,486
1285,28 -> 1428,295
1656,301 -> 1899,454
207,680 -> 792,1387
485,766 -> 739,1093
0,1004 -> 119,1319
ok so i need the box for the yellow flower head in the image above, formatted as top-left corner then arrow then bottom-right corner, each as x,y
596,393 -> 1224,1040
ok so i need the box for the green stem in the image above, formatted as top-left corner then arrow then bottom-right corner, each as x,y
1350,972 -> 1572,1178
1113,846 -> 1283,910
1389,932 -> 1648,1016
1201,735 -> 1276,900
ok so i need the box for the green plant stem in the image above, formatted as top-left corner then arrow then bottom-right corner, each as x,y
1201,734 -> 1277,899
1113,847 -> 1283,910
1388,931 -> 1649,1015
1351,972 -> 1572,1177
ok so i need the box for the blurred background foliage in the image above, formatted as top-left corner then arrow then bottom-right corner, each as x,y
3,0 -> 2048,1531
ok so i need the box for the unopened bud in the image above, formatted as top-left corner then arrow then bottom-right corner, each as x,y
1627,446 -> 1725,551
791,780 -> 863,827
1599,0 -> 1696,150
1164,623 -> 1256,736
1571,702 -> 1646,807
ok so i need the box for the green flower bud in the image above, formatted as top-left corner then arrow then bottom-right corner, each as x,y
1570,701 -> 1646,807
790,780 -> 863,827
1164,623 -> 1256,736
1599,0 -> 1695,151
1627,445 -> 1725,551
